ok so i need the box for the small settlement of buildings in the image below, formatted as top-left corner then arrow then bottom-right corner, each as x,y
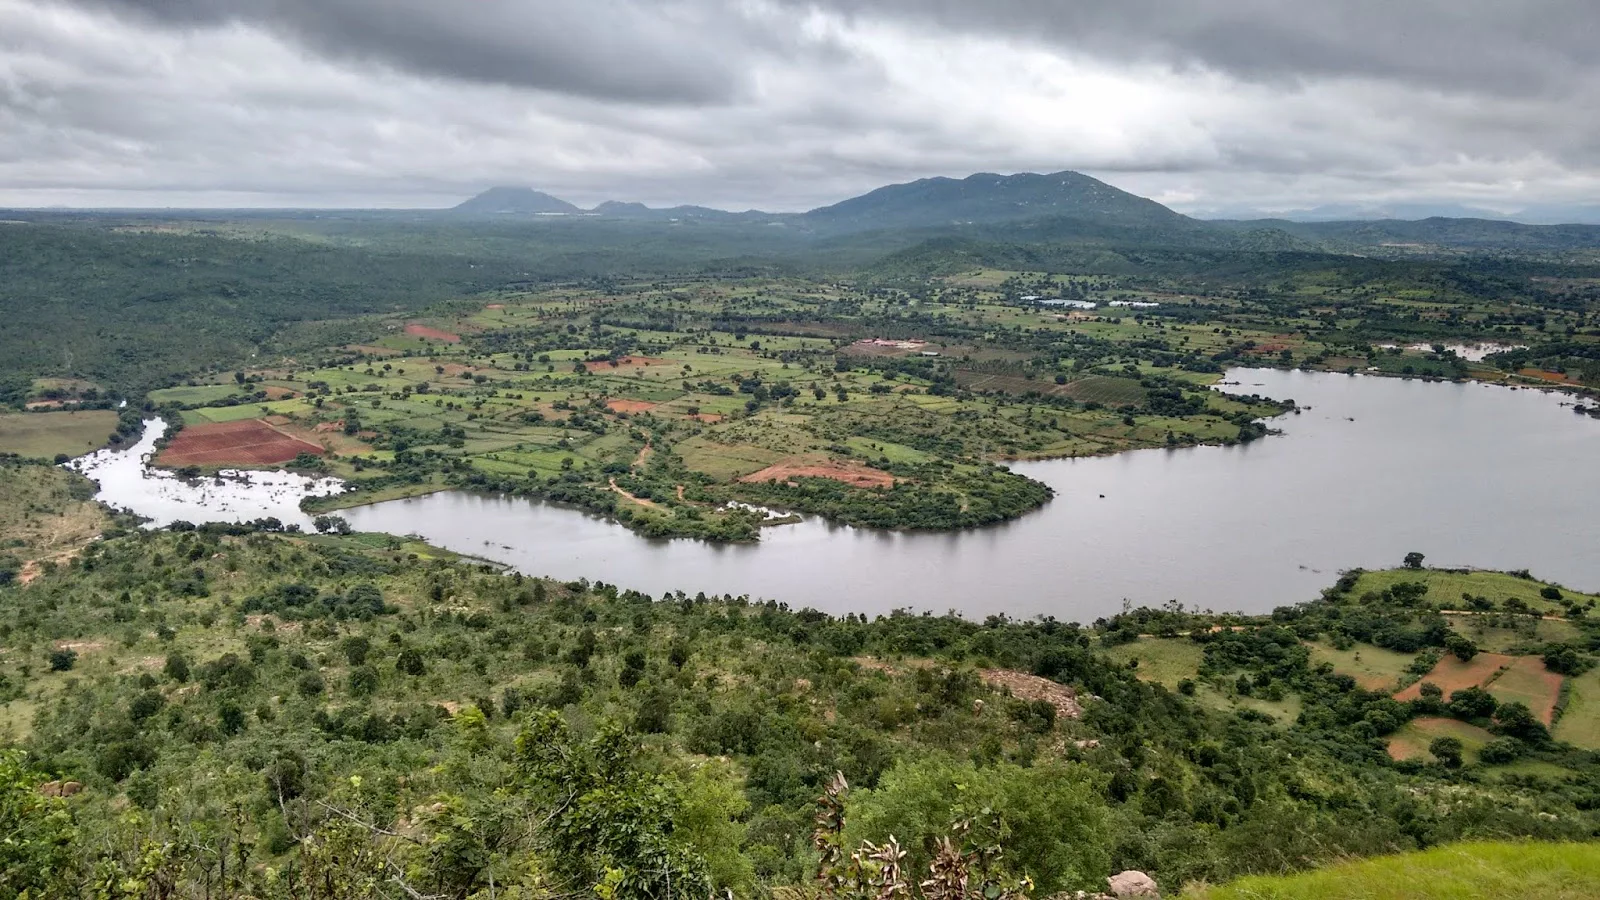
1109,300 -> 1161,308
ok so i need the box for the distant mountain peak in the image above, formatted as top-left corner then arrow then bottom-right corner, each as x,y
803,170 -> 1188,232
453,187 -> 580,216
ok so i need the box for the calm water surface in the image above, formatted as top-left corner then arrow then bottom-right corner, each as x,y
337,369 -> 1599,619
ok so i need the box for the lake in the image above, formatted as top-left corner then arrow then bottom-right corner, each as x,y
335,369 -> 1599,620
73,369 -> 1597,620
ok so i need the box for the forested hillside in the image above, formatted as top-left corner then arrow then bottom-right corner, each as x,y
0,224 -> 519,392
0,461 -> 1596,898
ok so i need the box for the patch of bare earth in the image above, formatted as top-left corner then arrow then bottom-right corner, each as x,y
609,478 -> 661,510
738,457 -> 896,489
403,324 -> 462,343
157,419 -> 324,467
1395,653 -> 1514,700
606,399 -> 657,414
980,669 -> 1082,719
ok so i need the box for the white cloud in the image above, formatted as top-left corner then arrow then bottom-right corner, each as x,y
3,0 -> 1600,216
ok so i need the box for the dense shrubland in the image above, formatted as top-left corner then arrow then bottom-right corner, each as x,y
0,525 -> 1596,898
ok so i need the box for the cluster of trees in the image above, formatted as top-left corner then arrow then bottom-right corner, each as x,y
736,465 -> 1052,532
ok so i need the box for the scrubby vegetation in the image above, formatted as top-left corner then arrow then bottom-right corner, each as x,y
0,498 -> 1597,897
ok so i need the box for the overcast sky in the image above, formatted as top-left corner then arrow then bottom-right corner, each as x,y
3,0 -> 1599,217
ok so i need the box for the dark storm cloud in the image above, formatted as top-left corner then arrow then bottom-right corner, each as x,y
788,0 -> 1600,97
77,0 -> 1600,101
67,0 -> 794,103
8,0 -> 1600,214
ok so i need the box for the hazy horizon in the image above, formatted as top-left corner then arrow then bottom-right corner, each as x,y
5,2 -> 1600,220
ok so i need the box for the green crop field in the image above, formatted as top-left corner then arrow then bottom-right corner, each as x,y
1306,641 -> 1418,692
1103,637 -> 1206,689
1555,668 -> 1600,749
0,410 -> 117,459
1353,569 -> 1598,615
1485,656 -> 1564,724
1387,717 -> 1495,763
1445,613 -> 1579,654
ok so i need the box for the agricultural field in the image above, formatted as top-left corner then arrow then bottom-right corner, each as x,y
1307,641 -> 1418,691
1395,653 -> 1516,701
1487,656 -> 1564,725
157,419 -> 324,467
1102,637 -> 1206,689
142,277 -> 1290,540
1553,668 -> 1600,749
1100,567 -> 1598,771
1351,568 -> 1599,616
0,409 -> 117,459
1445,612 -> 1579,654
1387,717 -> 1496,763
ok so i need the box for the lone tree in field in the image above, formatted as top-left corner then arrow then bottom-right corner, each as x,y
1446,633 -> 1479,662
1404,551 -> 1426,570
1429,736 -> 1464,768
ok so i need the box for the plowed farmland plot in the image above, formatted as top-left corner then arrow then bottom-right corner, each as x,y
1394,652 -> 1514,700
403,324 -> 462,342
158,420 -> 323,467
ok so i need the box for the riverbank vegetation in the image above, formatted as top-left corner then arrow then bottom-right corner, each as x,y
0,482 -> 1598,896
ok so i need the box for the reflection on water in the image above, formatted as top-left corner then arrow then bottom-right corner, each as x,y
76,372 -> 1598,621
68,418 -> 344,529
342,370 -> 1599,620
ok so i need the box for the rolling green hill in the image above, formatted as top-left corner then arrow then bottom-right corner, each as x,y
804,170 -> 1191,233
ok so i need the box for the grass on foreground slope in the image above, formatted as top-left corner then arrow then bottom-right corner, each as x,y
1187,841 -> 1600,900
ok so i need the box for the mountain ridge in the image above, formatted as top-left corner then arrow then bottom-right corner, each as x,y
447,175 -> 1600,253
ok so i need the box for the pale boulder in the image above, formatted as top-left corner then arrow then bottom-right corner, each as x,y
1106,870 -> 1159,898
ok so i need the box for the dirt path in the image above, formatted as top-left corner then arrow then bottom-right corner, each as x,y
676,484 -> 685,502
608,478 -> 661,510
633,442 -> 653,469
1440,609 -> 1571,623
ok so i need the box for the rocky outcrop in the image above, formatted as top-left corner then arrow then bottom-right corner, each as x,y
39,780 -> 83,798
1106,870 -> 1159,898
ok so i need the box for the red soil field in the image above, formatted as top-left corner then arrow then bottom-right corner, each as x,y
403,324 -> 462,343
1395,652 -> 1514,700
158,420 -> 324,467
605,399 -> 657,414
262,386 -> 297,400
738,458 -> 896,489
1518,368 -> 1577,384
